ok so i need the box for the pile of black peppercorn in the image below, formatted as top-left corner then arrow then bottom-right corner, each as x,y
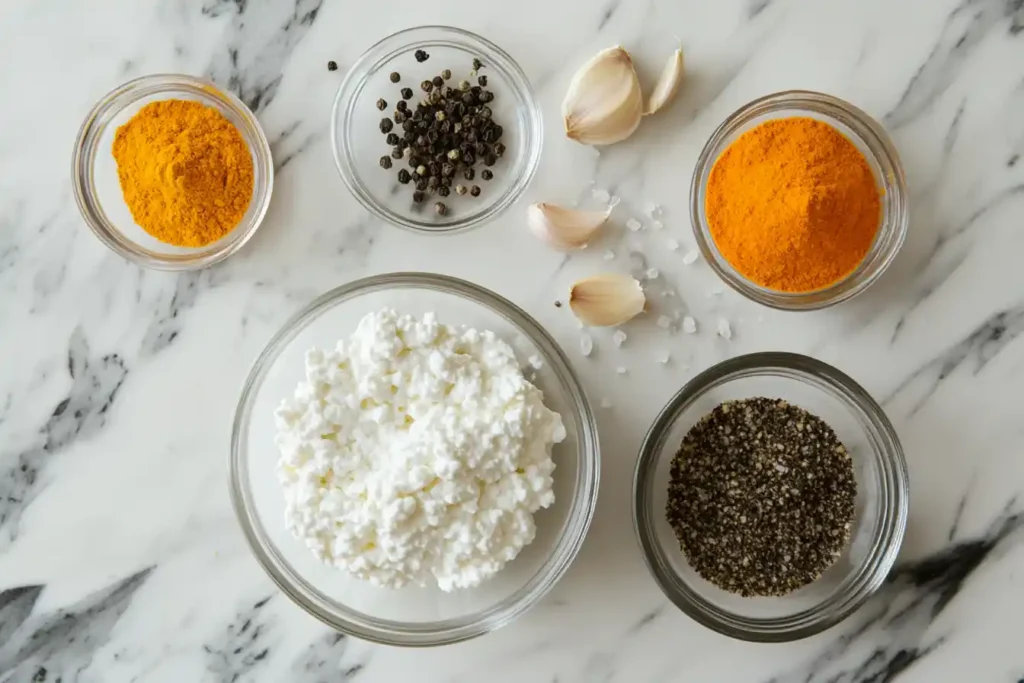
666,397 -> 857,597
377,52 -> 506,216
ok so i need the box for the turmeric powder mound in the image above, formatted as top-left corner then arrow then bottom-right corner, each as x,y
705,117 -> 881,293
112,99 -> 254,248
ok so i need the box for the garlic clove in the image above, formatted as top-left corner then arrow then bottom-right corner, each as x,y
569,273 -> 646,327
562,46 -> 644,146
528,202 -> 611,250
644,47 -> 684,116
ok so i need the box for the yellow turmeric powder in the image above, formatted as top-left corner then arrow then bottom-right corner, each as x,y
705,117 -> 881,293
112,99 -> 253,248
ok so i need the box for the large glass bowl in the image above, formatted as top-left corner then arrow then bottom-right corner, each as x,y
332,26 -> 542,234
230,273 -> 599,646
633,353 -> 908,642
72,74 -> 273,270
690,91 -> 908,310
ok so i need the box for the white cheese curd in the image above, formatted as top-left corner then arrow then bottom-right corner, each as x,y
274,309 -> 566,592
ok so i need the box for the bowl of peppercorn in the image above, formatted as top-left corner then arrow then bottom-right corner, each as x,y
331,26 -> 542,233
632,352 -> 909,642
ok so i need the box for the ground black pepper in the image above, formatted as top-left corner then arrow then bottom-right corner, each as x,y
666,397 -> 856,597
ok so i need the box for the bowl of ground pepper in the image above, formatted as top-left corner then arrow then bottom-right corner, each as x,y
73,74 -> 273,270
632,353 -> 909,642
691,91 -> 908,310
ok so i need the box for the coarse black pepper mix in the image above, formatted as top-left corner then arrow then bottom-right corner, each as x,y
666,397 -> 857,597
376,51 -> 505,216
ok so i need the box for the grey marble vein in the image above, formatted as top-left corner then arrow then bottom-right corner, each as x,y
203,595 -> 276,683
290,631 -> 367,682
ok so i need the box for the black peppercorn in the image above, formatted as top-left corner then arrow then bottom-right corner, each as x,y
420,80 -> 433,92
474,142 -> 487,155
462,151 -> 475,166
396,100 -> 408,112
481,128 -> 496,143
483,153 -> 497,167
376,98 -> 387,111
428,89 -> 443,104
427,130 -> 439,144
327,60 -> 338,71
458,80 -> 471,92
478,90 -> 494,103
441,69 -> 452,80
470,185 -> 481,197
441,162 -> 455,177
412,190 -> 425,203
481,169 -> 493,180
407,155 -> 419,168
472,57 -> 484,70
492,125 -> 504,140
401,87 -> 413,100
391,146 -> 404,159
461,92 -> 476,105
435,201 -> 448,215
385,133 -> 400,145
390,71 -> 401,83
432,75 -> 444,87
427,175 -> 439,189
438,185 -> 450,197
393,110 -> 407,123
415,178 -> 428,191
379,118 -> 394,133
477,75 -> 488,86
402,119 -> 415,133
440,176 -> 452,188
397,168 -> 412,184
429,161 -> 441,176
493,142 -> 506,157
379,156 -> 392,169
463,167 -> 475,181
414,49 -> 429,63
455,184 -> 468,195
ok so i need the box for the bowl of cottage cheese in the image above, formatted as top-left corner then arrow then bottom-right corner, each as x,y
230,273 -> 599,646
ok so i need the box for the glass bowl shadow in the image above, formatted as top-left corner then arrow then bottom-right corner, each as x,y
230,273 -> 599,646
72,74 -> 273,270
690,91 -> 908,310
332,26 -> 542,234
632,352 -> 909,642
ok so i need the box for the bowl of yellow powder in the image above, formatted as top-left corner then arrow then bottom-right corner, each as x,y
73,74 -> 274,270
690,91 -> 908,310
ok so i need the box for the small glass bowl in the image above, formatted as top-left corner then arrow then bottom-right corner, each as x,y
633,353 -> 908,642
332,26 -> 542,234
72,74 -> 274,270
691,91 -> 908,310
230,273 -> 599,646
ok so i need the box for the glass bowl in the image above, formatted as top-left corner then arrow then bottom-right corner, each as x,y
632,352 -> 908,642
72,74 -> 273,270
230,273 -> 599,646
690,91 -> 908,310
331,26 -> 542,234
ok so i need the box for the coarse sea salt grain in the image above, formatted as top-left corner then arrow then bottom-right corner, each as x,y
627,218 -> 642,232
579,333 -> 594,357
682,316 -> 697,334
666,238 -> 680,251
646,267 -> 659,280
645,203 -> 662,218
656,352 -> 671,364
682,250 -> 699,265
656,315 -> 672,329
603,250 -> 615,261
717,318 -> 732,340
612,330 -> 627,347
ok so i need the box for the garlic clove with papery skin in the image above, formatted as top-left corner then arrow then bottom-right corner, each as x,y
569,273 -> 646,327
644,47 -> 684,115
528,203 -> 611,250
562,46 -> 644,146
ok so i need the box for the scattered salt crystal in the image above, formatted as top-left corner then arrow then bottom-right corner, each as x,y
600,398 -> 613,409
579,333 -> 593,357
656,315 -> 672,329
592,188 -> 611,202
612,330 -> 627,347
656,352 -> 671,364
717,318 -> 732,340
706,288 -> 723,297
603,250 -> 615,261
666,238 -> 680,251
663,290 -> 676,297
651,220 -> 664,230
644,203 -> 662,218
626,218 -> 642,232
682,250 -> 700,265
682,316 -> 697,334
528,355 -> 544,369
616,366 -> 628,375
645,267 -> 659,280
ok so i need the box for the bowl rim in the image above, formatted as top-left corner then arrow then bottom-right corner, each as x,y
330,25 -> 543,235
632,352 -> 909,642
71,73 -> 274,271
690,90 -> 909,311
229,272 -> 600,646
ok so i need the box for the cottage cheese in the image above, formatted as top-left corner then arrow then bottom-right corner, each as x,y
274,309 -> 565,591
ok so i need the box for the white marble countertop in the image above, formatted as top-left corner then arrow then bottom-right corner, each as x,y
3,0 -> 1024,680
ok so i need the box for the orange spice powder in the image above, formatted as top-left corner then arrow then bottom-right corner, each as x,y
705,117 -> 881,293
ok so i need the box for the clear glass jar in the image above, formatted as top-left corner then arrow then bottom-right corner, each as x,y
230,273 -> 599,646
72,74 -> 273,270
632,352 -> 909,641
690,91 -> 908,310
332,26 -> 542,234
